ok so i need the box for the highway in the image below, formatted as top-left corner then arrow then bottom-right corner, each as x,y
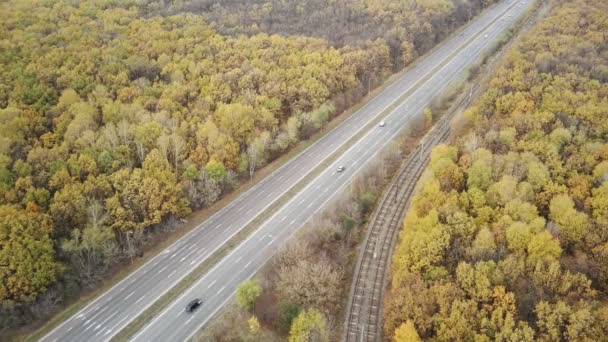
39,1 -> 531,341
131,1 -> 533,341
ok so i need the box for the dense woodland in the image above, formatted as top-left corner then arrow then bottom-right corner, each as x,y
141,0 -> 499,70
385,0 -> 608,340
0,0 -> 498,331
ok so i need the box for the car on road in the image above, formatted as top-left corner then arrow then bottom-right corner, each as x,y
185,298 -> 202,313
379,121 -> 386,127
484,34 -> 488,38
337,166 -> 346,172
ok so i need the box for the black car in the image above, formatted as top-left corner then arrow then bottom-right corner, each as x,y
185,298 -> 202,313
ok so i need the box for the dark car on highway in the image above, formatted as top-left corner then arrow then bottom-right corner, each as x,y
185,298 -> 202,313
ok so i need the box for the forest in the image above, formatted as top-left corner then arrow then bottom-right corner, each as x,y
141,0 -> 499,70
0,0 -> 498,331
385,0 -> 608,340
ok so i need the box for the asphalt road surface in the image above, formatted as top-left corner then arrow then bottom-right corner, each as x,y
40,1 -> 532,341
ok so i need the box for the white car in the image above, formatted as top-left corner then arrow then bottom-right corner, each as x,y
484,34 -> 488,38
337,166 -> 346,172
379,121 -> 386,127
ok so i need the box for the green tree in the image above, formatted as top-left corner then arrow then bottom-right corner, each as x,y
467,159 -> 493,191
469,227 -> 496,260
527,231 -> 562,266
394,320 -> 421,342
506,222 -> 533,253
248,315 -> 261,336
205,158 -> 227,182
549,194 -> 588,246
0,206 -> 60,302
526,160 -> 549,191
288,309 -> 329,342
236,279 -> 262,311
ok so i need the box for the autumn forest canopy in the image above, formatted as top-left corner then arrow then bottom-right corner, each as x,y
0,0 -> 501,330
386,0 -> 608,340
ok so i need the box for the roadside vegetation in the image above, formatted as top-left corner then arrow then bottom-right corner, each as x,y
197,119 -> 435,341
0,0 -> 501,335
385,0 -> 608,340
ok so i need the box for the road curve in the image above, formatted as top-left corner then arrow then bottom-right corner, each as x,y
130,1 -> 532,341
39,1 -> 530,341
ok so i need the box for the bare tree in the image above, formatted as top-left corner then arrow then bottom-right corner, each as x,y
247,131 -> 271,179
276,258 -> 344,312
117,120 -> 131,145
157,134 -> 170,162
247,143 -> 257,179
171,132 -> 185,177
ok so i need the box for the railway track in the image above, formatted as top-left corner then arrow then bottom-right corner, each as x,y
343,82 -> 479,342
